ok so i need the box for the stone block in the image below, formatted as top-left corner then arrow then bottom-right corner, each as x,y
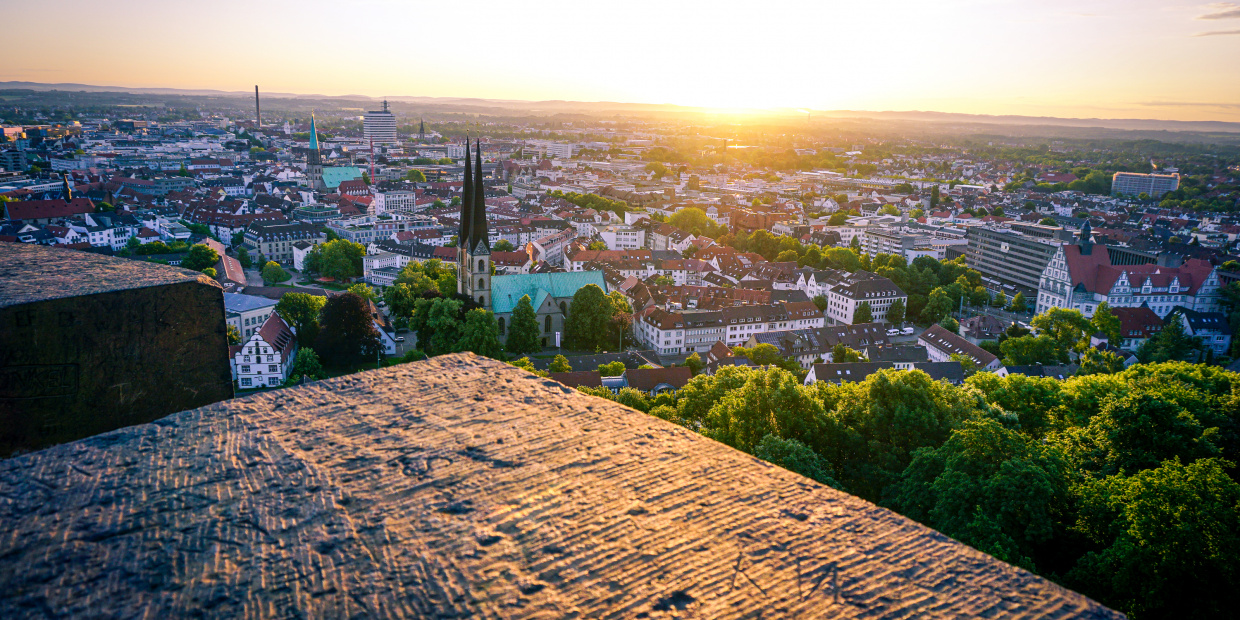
0,244 -> 233,455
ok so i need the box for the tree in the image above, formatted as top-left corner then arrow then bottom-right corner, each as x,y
261,261 -> 290,285
347,283 -> 378,302
890,418 -> 1070,571
202,267 -> 217,278
1000,335 -> 1066,366
318,239 -> 366,282
684,352 -> 704,376
409,297 -> 464,356
226,324 -> 242,345
598,361 -> 626,376
493,239 -> 516,252
505,295 -> 542,355
1067,458 -> 1240,620
405,169 -> 427,183
812,294 -> 829,312
509,357 -> 547,377
588,240 -> 608,251
854,301 -> 873,324
549,354 -> 572,373
459,309 -> 502,358
564,284 -> 613,350
236,248 -> 252,268
1137,313 -> 1201,363
315,292 -> 383,367
831,343 -> 866,363
1077,348 -> 1126,375
1032,308 -> 1092,352
887,297 -> 906,325
1039,217 -> 1057,226
1090,302 -> 1122,345
286,348 -> 326,383
940,317 -> 960,334
275,292 -> 326,347
992,291 -> 1007,308
180,243 -> 220,272
1007,292 -> 1028,313
755,434 -> 838,487
922,288 -> 954,323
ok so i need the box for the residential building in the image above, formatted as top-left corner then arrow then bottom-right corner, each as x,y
1173,306 -> 1231,357
918,324 -> 1001,370
231,313 -> 297,389
822,272 -> 906,325
1111,172 -> 1179,198
1111,306 -> 1163,351
224,292 -> 278,340
242,221 -> 326,266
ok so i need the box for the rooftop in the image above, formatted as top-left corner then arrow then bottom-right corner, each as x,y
0,354 -> 1119,618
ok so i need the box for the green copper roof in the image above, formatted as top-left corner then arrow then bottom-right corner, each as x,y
322,167 -> 363,190
309,113 -> 319,151
491,271 -> 607,315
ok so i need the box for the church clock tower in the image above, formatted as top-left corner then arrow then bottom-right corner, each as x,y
458,140 -> 491,308
306,112 -> 326,191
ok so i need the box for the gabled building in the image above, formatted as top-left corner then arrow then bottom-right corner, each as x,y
1173,306 -> 1231,357
231,313 -> 297,389
918,324 -> 1001,370
1036,224 -> 1222,319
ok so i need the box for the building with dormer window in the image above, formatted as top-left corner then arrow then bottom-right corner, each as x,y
1036,223 -> 1222,318
230,313 -> 298,389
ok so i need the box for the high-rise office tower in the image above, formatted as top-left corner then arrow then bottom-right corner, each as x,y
364,100 -> 398,145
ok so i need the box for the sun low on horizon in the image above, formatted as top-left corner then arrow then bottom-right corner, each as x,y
3,0 -> 1239,122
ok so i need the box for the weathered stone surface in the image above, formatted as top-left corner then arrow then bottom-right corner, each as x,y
0,354 -> 1123,619
0,243 -> 233,455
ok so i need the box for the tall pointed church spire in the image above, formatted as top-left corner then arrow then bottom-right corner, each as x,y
61,173 -> 72,201
308,112 -> 321,165
470,140 -> 488,252
459,138 -> 473,248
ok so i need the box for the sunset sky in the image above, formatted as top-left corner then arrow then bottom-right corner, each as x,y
4,0 -> 1240,121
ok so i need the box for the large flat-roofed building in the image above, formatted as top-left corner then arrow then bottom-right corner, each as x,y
1111,171 -> 1180,198
363,100 -> 398,145
964,224 -> 1073,293
0,354 -> 1123,619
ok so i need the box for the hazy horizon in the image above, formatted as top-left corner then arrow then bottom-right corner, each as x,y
3,0 -> 1239,122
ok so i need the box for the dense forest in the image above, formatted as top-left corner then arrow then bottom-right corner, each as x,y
577,361 -> 1240,620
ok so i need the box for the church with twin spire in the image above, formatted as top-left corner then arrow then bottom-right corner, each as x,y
455,139 -> 606,348
457,138 -> 491,308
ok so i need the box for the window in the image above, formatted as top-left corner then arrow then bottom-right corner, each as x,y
241,365 -> 251,373
269,365 -> 278,372
241,378 -> 252,387
243,356 -> 250,363
545,316 -> 552,333
478,259 -> 485,272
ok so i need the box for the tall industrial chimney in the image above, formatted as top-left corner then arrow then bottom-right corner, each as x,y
255,85 -> 260,128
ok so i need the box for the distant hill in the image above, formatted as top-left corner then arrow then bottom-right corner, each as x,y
3,80 -> 1239,134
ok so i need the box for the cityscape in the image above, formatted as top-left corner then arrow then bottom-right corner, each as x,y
2,1 -> 1239,618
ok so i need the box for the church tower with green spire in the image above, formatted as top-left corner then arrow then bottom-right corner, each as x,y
458,140 -> 491,307
306,112 -> 326,191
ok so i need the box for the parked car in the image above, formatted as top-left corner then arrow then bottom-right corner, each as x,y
901,326 -> 915,335
886,328 -> 901,336
395,336 -> 405,342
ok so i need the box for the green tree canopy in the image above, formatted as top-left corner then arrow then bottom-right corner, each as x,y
261,261 -> 290,285
314,292 -> 382,367
505,294 -> 542,355
318,239 -> 366,282
887,297 -> 906,324
549,354 -> 572,373
180,243 -> 220,272
564,284 -> 614,351
459,309 -> 502,359
275,292 -> 326,346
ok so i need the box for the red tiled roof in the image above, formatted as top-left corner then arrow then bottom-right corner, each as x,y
4,198 -> 95,221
